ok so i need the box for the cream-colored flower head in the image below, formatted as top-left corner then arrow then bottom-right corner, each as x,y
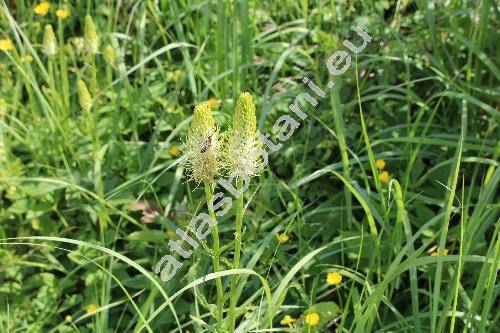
84,15 -> 99,55
223,92 -> 260,176
184,103 -> 220,183
42,24 -> 58,56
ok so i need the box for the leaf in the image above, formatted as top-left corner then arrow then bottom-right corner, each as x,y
126,230 -> 167,243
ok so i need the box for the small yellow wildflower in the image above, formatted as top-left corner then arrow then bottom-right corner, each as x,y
86,304 -> 97,314
31,219 -> 40,231
0,38 -> 14,51
305,312 -> 320,326
205,97 -> 220,109
65,315 -> 72,322
276,233 -> 290,244
431,247 -> 449,257
375,159 -> 386,170
280,315 -> 296,326
25,55 -> 34,62
379,171 -> 390,183
326,271 -> 342,286
169,146 -> 180,156
56,8 -> 69,19
166,230 -> 176,238
34,1 -> 50,16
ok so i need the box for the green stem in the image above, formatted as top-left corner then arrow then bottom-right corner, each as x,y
228,178 -> 244,332
204,182 -> 224,331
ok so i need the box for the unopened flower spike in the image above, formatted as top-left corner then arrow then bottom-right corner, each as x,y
42,24 -> 58,56
184,103 -> 220,183
103,44 -> 116,66
77,80 -> 93,112
84,15 -> 100,55
224,92 -> 260,175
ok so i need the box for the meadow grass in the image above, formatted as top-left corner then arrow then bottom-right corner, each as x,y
0,0 -> 498,332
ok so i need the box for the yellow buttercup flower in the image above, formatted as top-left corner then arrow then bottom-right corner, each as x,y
56,8 -> 69,19
326,271 -> 342,285
205,97 -> 220,109
25,55 -> 34,62
379,171 -> 390,183
431,247 -> 449,257
305,312 -> 320,326
31,219 -> 40,230
276,233 -> 289,244
34,1 -> 50,16
169,146 -> 180,156
0,38 -> 14,51
280,315 -> 296,326
65,315 -> 72,322
375,159 -> 385,170
86,303 -> 97,314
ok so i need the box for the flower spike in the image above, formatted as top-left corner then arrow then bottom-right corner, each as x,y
184,103 -> 220,183
223,92 -> 260,176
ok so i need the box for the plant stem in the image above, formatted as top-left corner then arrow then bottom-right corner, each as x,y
204,181 -> 224,331
228,178 -> 244,332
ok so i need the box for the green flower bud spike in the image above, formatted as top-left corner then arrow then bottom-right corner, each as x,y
84,15 -> 99,54
42,24 -> 58,56
185,103 -> 220,183
103,44 -> 116,66
77,80 -> 92,112
224,92 -> 260,175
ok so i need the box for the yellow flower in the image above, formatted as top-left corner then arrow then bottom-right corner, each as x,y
205,97 -> 220,109
276,233 -> 289,244
166,230 -> 176,238
56,8 -> 69,19
169,146 -> 180,156
65,315 -> 72,322
431,247 -> 449,257
31,219 -> 40,230
305,312 -> 320,326
25,55 -> 34,62
86,304 -> 97,314
34,1 -> 50,16
0,38 -> 14,51
326,271 -> 342,285
379,171 -> 390,183
280,315 -> 296,326
375,159 -> 386,170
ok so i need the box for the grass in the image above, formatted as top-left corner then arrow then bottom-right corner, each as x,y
0,0 -> 499,332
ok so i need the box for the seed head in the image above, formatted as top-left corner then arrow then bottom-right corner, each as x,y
42,24 -> 58,56
184,103 -> 220,183
77,80 -> 92,112
84,15 -> 99,55
223,92 -> 260,176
